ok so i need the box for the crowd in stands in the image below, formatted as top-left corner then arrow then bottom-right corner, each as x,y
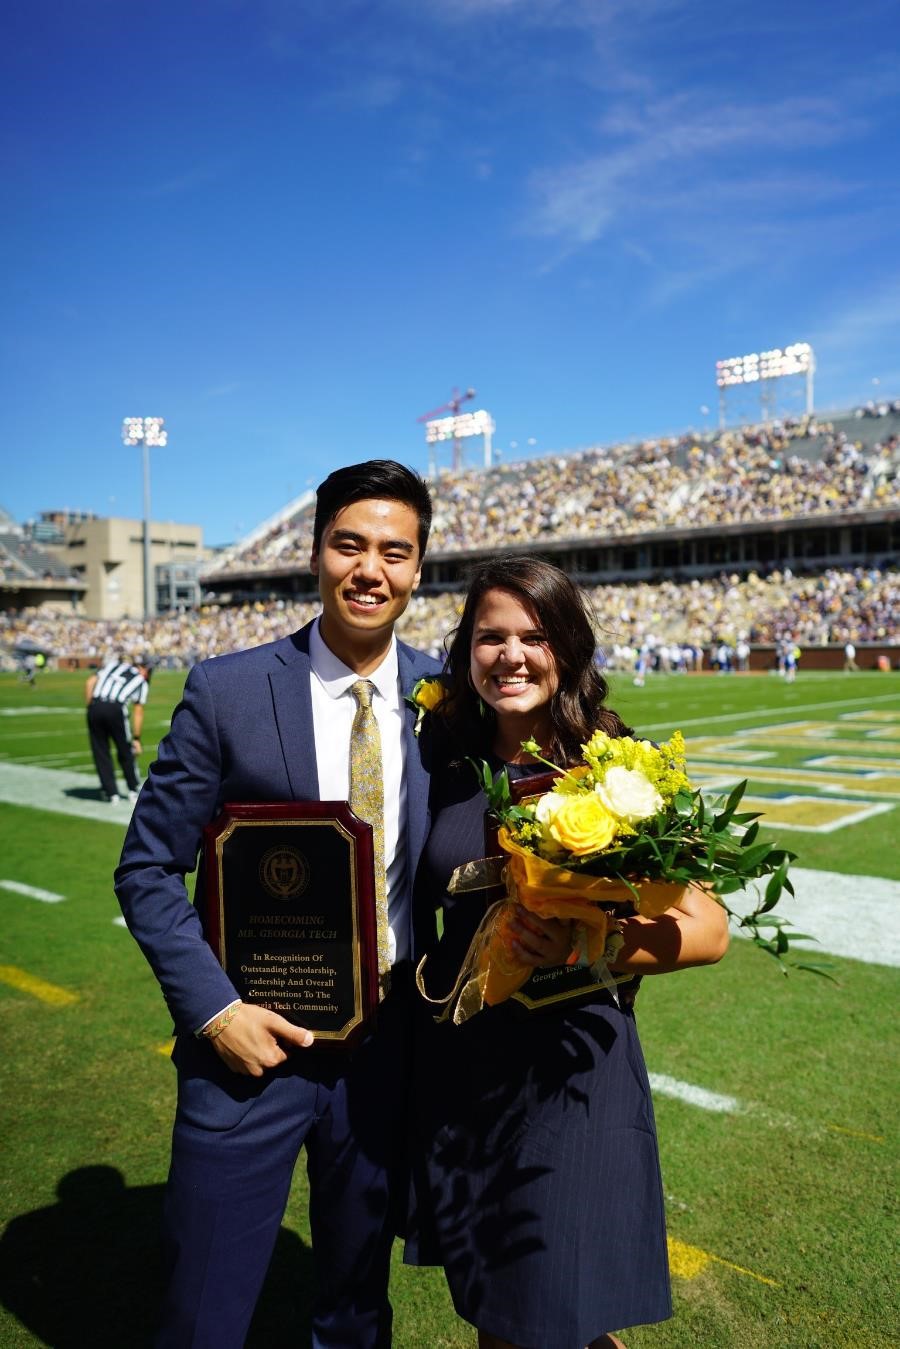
3,566 -> 896,673
206,419 -> 900,577
0,530 -> 81,587
854,399 -> 900,418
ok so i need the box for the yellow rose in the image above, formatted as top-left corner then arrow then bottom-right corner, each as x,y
548,792 -> 619,856
415,678 -> 445,712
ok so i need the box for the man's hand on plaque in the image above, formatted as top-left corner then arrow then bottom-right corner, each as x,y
211,1003 -> 314,1076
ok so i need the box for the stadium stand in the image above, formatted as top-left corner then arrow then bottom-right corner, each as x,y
201,413 -> 900,583
0,516 -> 87,607
2,411 -> 897,672
2,565 -> 897,673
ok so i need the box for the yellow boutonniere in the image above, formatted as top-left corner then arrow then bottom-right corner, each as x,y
407,674 -> 447,736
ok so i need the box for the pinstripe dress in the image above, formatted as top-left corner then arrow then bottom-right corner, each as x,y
406,760 -> 672,1347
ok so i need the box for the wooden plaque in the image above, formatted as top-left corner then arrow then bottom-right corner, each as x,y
203,801 -> 379,1047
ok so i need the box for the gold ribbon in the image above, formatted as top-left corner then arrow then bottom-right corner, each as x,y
499,828 -> 686,920
417,827 -> 687,1024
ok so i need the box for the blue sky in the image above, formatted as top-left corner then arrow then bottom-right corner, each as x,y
3,0 -> 899,546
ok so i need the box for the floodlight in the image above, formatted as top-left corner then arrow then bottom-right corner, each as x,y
122,416 -> 168,618
715,343 -> 815,424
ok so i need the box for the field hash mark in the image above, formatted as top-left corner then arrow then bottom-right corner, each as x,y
0,964 -> 79,1005
0,878 -> 66,903
667,1237 -> 780,1286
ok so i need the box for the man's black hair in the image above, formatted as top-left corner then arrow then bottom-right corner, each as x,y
312,460 -> 432,556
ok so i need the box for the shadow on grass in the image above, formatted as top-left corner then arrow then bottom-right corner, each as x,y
63,786 -> 110,802
0,1165 -> 314,1346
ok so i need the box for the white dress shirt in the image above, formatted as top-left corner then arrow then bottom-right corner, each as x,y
309,617 -> 409,965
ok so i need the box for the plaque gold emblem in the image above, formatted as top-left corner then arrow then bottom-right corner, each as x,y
259,844 -> 310,900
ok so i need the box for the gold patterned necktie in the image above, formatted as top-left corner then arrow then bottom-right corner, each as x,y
349,679 -> 391,996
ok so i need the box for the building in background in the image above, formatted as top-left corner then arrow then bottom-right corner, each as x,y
38,512 -> 207,619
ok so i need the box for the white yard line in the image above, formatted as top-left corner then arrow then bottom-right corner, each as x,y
0,878 -> 66,903
647,1071 -> 884,1142
0,707 -> 82,717
648,1074 -> 742,1113
640,689 -> 900,735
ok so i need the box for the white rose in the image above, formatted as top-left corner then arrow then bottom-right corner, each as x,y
533,792 -> 567,855
595,766 -> 664,823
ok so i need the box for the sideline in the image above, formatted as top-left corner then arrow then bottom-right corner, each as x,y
0,762 -> 137,823
726,866 -> 900,968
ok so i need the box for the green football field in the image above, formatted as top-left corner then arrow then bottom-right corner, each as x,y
0,667 -> 898,1348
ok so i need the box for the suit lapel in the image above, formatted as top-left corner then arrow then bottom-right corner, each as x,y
268,626 -> 320,801
397,643 -> 431,875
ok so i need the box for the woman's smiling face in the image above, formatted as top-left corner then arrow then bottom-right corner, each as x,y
470,587 -> 559,729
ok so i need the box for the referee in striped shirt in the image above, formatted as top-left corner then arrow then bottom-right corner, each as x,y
85,656 -> 152,804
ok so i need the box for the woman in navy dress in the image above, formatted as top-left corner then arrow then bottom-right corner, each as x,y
407,557 -> 729,1349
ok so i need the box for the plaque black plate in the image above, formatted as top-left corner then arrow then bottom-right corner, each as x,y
204,801 -> 378,1047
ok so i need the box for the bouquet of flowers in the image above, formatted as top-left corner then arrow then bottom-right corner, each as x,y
430,729 -> 822,1023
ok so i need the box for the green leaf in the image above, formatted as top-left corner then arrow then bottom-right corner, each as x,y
737,842 -> 780,873
761,860 -> 788,912
792,960 -> 841,984
674,790 -> 694,817
716,780 -> 748,822
758,944 -> 791,973
713,876 -> 746,895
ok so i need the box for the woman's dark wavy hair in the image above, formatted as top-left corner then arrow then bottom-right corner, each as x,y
438,556 -> 632,764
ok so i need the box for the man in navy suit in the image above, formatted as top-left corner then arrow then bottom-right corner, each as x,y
115,461 -> 440,1348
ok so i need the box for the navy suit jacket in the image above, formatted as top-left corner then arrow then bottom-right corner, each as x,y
115,622 -> 440,1036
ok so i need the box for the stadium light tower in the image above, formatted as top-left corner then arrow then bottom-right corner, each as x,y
715,344 -> 815,429
417,388 -> 496,474
122,416 -> 168,619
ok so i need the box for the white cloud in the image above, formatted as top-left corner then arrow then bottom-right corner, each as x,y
811,278 -> 900,358
528,93 -> 867,248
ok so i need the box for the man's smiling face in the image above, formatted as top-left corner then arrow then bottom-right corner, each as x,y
310,497 -> 423,671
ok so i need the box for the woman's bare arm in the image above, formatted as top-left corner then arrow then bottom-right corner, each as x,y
612,884 -> 730,974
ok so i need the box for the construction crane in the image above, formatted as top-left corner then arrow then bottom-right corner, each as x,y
417,386 -> 476,474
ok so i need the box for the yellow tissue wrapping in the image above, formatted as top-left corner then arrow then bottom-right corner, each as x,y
475,828 -> 686,1009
